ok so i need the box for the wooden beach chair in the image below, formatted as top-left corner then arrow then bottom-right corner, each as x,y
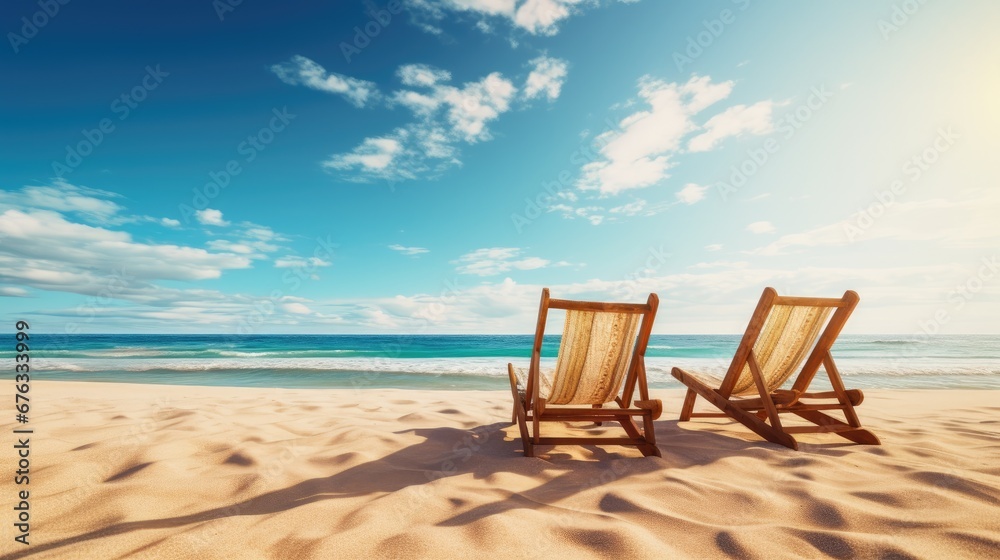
507,288 -> 662,458
672,287 -> 880,450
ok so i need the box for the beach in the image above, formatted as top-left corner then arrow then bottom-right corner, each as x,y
3,381 -> 998,559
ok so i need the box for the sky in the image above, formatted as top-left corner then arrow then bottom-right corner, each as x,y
1,0 -> 998,334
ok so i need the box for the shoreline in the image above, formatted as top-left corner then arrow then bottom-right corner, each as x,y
2,381 -> 998,558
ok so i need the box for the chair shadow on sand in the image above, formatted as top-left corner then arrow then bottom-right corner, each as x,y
7,417 -> 859,560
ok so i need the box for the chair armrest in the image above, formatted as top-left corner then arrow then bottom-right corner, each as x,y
634,399 -> 662,420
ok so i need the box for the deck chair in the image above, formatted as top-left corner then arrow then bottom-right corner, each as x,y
507,288 -> 662,458
672,287 -> 880,450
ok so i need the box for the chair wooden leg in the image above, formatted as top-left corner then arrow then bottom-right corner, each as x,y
679,388 -> 697,421
792,410 -> 881,445
506,363 -> 519,425
673,369 -> 798,450
507,364 -> 536,456
641,411 -> 661,458
621,415 -> 661,457
512,400 -> 534,457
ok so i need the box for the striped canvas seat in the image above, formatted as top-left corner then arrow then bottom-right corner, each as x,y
722,304 -> 831,396
513,310 -> 640,404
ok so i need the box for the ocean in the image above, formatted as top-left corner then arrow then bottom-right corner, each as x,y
11,334 -> 999,391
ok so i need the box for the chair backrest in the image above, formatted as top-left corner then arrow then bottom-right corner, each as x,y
722,288 -> 859,397
533,289 -> 658,405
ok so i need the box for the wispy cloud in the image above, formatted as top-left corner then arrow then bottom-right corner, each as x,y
453,247 -> 554,276
407,0 -> 632,37
274,256 -> 331,268
271,55 -> 379,107
282,302 -> 313,315
687,101 -> 774,152
0,180 -> 125,224
315,56 -> 568,182
577,75 -> 774,195
0,287 -> 30,297
389,244 -> 430,256
746,221 -> 775,234
0,182 -> 330,330
0,208 -> 251,292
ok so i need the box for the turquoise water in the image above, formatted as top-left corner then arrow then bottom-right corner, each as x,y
9,334 -> 999,390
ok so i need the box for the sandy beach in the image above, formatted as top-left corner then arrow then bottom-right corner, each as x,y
2,381 -> 999,559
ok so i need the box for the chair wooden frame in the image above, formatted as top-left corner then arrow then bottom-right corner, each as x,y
672,287 -> 880,450
507,288 -> 662,458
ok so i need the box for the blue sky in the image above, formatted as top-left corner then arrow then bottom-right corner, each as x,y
1,0 -> 998,334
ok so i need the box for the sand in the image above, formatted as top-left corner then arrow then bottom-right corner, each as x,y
1,381 -> 998,559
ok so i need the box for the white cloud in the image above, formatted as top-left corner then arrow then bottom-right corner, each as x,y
609,200 -> 646,215
550,203 -> 606,224
749,223 -> 847,256
398,64 -> 452,87
206,224 -> 282,258
327,59 -> 564,182
523,56 -> 568,101
747,221 -> 775,234
271,55 -> 379,107
274,256 -> 332,268
196,209 -> 229,227
160,217 -> 180,228
676,183 -> 708,205
453,247 -> 551,276
0,286 -> 29,297
577,75 -> 737,195
282,302 -> 312,315
0,184 -> 342,331
0,209 -> 251,297
687,101 -> 775,152
266,259 -> 991,333
0,180 -> 124,224
705,244 -> 723,251
407,0 -> 624,36
687,260 -> 749,269
514,0 -> 581,34
30,259 -> 994,333
207,240 -> 256,254
325,136 -> 404,175
389,244 -> 430,256
442,72 -> 517,142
